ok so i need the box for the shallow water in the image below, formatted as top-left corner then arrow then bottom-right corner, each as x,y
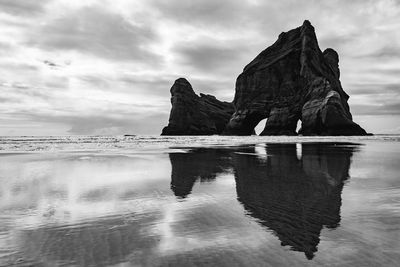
0,136 -> 399,266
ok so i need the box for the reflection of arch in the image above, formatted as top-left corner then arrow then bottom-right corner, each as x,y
234,143 -> 358,259
168,143 -> 360,259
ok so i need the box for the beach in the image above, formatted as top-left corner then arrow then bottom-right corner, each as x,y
0,136 -> 399,266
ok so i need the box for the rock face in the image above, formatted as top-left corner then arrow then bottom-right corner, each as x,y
224,20 -> 366,135
162,20 -> 367,136
161,78 -> 234,135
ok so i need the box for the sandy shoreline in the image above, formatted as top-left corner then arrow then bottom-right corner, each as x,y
0,135 -> 399,153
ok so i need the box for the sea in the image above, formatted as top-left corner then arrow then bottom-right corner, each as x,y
0,135 -> 399,266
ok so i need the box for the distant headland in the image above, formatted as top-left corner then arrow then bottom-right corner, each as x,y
162,20 -> 368,136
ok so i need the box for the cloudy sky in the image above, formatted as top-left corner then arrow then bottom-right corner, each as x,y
0,0 -> 399,135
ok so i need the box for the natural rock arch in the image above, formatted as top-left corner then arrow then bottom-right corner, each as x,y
162,20 -> 367,136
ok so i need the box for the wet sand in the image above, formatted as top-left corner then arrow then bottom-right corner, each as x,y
0,139 -> 399,266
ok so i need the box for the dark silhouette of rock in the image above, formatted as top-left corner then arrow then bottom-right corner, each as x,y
161,78 -> 234,135
224,20 -> 367,135
169,148 -> 232,198
168,142 -> 361,259
162,21 -> 367,136
233,143 -> 358,259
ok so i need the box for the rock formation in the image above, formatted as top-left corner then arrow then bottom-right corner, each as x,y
161,78 -> 234,135
169,148 -> 232,198
162,20 -> 367,136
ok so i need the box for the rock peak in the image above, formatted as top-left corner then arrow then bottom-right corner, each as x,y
169,77 -> 196,97
302,19 -> 312,27
175,77 -> 190,84
162,79 -> 234,135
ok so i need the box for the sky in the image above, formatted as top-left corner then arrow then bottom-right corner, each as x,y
0,0 -> 399,135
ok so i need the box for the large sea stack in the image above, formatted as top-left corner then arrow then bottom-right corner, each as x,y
162,20 -> 367,136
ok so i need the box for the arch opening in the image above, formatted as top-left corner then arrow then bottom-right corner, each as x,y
296,119 -> 302,134
255,118 -> 268,135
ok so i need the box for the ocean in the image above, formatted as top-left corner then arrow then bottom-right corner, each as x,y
0,135 -> 399,266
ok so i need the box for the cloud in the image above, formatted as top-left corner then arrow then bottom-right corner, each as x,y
319,34 -> 360,53
67,114 -> 167,135
148,0 -> 247,29
385,125 -> 400,134
354,46 -> 400,59
173,41 -> 249,74
0,96 -> 22,104
0,0 -> 51,16
121,73 -> 235,101
0,41 -> 13,53
186,77 -> 234,101
352,103 -> 400,116
120,74 -> 175,96
0,61 -> 38,72
348,83 -> 400,95
42,60 -> 62,68
27,6 -> 162,64
25,112 -> 169,135
0,82 -> 51,100
0,0 -> 399,135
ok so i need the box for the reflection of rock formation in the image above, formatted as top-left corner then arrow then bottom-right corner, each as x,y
169,143 -> 359,259
234,143 -> 357,259
169,148 -> 232,198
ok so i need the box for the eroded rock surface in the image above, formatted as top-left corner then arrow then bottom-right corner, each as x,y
224,20 -> 366,135
162,21 -> 367,136
161,78 -> 234,135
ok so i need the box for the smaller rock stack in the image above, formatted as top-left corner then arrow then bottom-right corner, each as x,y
161,78 -> 234,135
